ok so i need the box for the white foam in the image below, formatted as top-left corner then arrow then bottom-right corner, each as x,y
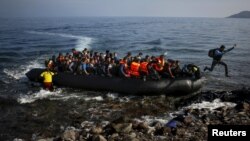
106,93 -> 119,100
137,99 -> 236,126
3,59 -> 43,80
84,96 -> 104,101
27,31 -> 94,51
18,88 -> 62,104
106,93 -> 131,102
49,94 -> 81,101
140,115 -> 172,125
185,98 -> 236,110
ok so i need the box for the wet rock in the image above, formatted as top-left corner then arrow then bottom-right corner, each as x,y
37,138 -> 54,141
13,139 -> 24,141
112,116 -> 130,123
123,132 -> 138,141
62,129 -> 79,141
146,126 -> 155,135
111,123 -> 132,133
235,102 -> 250,111
109,133 -> 119,140
137,122 -> 149,131
154,127 -> 164,136
90,124 -> 103,134
151,121 -> 163,130
183,116 -> 193,125
92,135 -> 107,141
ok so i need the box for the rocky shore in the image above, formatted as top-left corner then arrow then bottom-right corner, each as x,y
14,88 -> 250,141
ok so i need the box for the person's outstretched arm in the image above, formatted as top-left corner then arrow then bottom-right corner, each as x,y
224,44 -> 236,53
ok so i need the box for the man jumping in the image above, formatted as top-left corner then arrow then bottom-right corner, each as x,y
204,44 -> 236,77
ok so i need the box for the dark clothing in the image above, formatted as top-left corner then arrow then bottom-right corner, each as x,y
181,64 -> 201,79
205,60 -> 228,76
119,64 -> 130,78
43,82 -> 53,91
204,46 -> 234,76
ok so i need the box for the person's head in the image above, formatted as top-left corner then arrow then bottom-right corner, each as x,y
106,50 -> 110,54
133,58 -> 139,63
175,60 -> 180,66
160,55 -> 164,59
220,45 -> 225,51
138,52 -> 143,56
127,52 -> 131,56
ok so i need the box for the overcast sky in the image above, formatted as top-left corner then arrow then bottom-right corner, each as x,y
0,0 -> 249,18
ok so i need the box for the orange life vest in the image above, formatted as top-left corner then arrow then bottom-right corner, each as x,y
140,62 -> 148,74
154,57 -> 164,71
130,62 -> 140,77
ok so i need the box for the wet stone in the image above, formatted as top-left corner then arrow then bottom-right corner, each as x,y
111,123 -> 132,133
92,135 -> 107,141
62,129 -> 79,141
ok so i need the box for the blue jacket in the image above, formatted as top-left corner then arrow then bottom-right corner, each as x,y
214,47 -> 234,61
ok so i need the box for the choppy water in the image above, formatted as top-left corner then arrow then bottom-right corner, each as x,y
0,17 -> 250,140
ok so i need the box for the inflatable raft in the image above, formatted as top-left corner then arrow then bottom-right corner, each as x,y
26,68 -> 204,95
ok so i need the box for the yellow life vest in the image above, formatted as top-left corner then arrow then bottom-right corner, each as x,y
40,71 -> 54,83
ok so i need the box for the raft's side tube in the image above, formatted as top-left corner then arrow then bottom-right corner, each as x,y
164,77 -> 203,96
25,68 -> 44,82
26,68 -> 203,95
54,72 -> 168,95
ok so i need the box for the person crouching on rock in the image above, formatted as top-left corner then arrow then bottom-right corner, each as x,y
40,68 -> 55,91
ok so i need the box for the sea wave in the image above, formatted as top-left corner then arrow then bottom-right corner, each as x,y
17,88 -> 63,104
3,59 -> 43,80
26,31 -> 94,51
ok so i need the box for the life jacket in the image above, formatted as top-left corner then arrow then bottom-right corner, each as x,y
130,62 -> 140,77
154,57 -> 164,71
40,71 -> 54,83
140,62 -> 148,74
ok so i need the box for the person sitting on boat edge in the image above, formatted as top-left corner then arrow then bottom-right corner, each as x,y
40,68 -> 56,91
161,59 -> 179,79
182,64 -> 201,79
118,58 -> 130,78
81,58 -> 90,75
139,56 -> 150,80
147,56 -> 161,80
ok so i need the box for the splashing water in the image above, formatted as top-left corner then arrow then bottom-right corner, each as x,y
84,96 -> 104,101
3,59 -> 43,80
185,98 -> 236,110
18,88 -> 62,104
